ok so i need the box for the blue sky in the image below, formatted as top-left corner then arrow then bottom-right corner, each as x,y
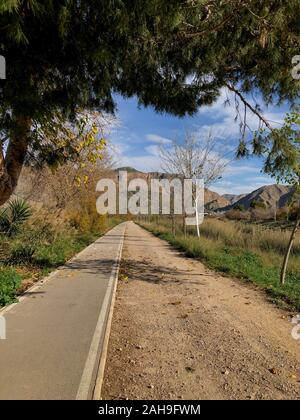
108,88 -> 288,196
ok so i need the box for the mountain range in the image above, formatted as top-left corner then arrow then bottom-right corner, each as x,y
115,167 -> 297,211
222,184 -> 297,211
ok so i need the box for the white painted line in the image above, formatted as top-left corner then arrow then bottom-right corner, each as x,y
92,224 -> 126,400
76,224 -> 125,400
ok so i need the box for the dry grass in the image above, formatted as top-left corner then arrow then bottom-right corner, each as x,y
142,216 -> 300,273
196,217 -> 300,272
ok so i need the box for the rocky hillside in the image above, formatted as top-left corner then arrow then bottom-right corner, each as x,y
204,189 -> 230,210
232,184 -> 296,210
223,193 -> 246,205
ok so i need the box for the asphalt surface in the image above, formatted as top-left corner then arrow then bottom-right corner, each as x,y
0,222 -> 126,400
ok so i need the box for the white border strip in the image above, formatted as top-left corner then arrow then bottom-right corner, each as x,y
92,223 -> 126,400
76,224 -> 125,400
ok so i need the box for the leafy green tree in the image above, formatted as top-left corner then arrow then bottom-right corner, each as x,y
252,111 -> 300,284
0,1 -> 299,205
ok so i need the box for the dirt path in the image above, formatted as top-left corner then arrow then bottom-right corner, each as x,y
102,222 -> 300,400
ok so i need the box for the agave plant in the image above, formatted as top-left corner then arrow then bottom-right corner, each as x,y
0,198 -> 32,237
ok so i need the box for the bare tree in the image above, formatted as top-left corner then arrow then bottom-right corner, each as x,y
159,131 -> 227,236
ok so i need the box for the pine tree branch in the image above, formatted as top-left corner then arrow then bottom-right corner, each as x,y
224,82 -> 273,131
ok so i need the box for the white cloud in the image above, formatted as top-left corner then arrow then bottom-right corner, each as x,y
212,183 -> 263,196
119,154 -> 162,172
211,169 -> 276,195
211,185 -> 245,195
224,164 -> 262,176
145,145 -> 160,156
213,175 -> 278,195
111,142 -> 132,155
146,134 -> 172,144
246,176 -> 274,184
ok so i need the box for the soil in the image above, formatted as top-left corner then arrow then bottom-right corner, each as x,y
102,222 -> 300,400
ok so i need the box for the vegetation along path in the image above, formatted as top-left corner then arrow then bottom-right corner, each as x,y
102,222 -> 300,400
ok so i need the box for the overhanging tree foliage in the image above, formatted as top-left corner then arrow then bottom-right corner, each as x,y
0,0 -> 299,204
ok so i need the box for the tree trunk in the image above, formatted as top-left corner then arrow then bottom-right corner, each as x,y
196,212 -> 200,237
280,210 -> 300,285
182,212 -> 187,237
0,116 -> 30,206
171,215 -> 175,236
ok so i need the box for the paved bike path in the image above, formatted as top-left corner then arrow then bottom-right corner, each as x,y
0,222 -> 126,400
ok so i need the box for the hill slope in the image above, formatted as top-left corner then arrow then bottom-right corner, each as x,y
223,193 -> 246,205
233,184 -> 295,210
205,189 -> 230,209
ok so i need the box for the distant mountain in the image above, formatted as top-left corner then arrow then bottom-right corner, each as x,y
205,189 -> 230,210
116,166 -> 141,173
222,193 -> 246,205
112,168 -> 298,212
232,184 -> 297,210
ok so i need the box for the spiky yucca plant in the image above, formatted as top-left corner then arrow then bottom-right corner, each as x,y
0,198 -> 32,237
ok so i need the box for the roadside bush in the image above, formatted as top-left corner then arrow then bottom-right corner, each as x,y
0,214 -> 59,265
68,198 -> 108,234
24,218 -> 57,244
33,229 -> 79,267
0,235 -> 10,262
10,242 -> 36,263
0,268 -> 22,306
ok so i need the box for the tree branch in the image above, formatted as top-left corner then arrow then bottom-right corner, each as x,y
224,82 -> 273,131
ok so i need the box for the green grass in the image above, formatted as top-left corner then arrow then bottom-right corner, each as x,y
140,221 -> 300,312
33,231 -> 98,269
0,268 -> 22,306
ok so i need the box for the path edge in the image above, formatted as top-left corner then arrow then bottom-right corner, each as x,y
92,222 -> 126,400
